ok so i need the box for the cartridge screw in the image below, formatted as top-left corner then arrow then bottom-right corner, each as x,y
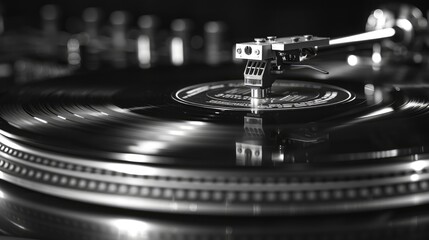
304,35 -> 313,40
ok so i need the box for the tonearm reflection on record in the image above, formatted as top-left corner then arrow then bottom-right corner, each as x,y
226,4 -> 429,166
2,2 -> 429,223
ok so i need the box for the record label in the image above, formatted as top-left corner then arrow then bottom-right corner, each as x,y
173,80 -> 354,111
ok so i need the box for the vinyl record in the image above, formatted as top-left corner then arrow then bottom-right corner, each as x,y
1,64 -> 429,215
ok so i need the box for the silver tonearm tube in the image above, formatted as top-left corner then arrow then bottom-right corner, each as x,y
234,5 -> 428,99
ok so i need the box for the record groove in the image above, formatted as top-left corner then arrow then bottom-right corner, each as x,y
1,69 -> 429,215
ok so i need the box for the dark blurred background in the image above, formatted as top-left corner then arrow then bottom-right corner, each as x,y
3,0 -> 428,38
0,0 -> 427,86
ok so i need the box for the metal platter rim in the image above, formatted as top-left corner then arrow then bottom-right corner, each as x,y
3,169 -> 429,216
0,133 -> 427,178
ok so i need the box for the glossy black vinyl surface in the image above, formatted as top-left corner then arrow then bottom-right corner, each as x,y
1,61 -> 429,238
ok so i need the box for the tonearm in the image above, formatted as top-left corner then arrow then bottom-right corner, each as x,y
235,4 -> 429,99
235,35 -> 330,99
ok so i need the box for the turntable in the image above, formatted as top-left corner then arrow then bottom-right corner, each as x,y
1,3 -> 429,240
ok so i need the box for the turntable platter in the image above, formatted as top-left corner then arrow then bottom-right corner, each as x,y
1,64 -> 429,215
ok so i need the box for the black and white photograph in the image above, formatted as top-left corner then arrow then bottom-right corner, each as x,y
0,0 -> 429,239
